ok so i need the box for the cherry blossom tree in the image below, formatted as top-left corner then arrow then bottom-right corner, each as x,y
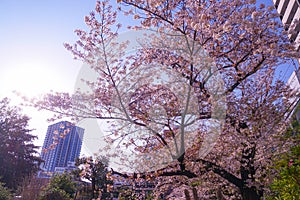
28,0 -> 299,199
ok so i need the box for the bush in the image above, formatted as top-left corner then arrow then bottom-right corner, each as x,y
39,173 -> 77,200
268,145 -> 300,200
39,188 -> 71,200
0,183 -> 12,200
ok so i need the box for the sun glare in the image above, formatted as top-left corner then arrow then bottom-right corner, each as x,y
2,63 -> 65,98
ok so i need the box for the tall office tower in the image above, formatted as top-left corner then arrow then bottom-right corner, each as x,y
273,0 -> 300,50
273,0 -> 300,86
40,121 -> 84,176
273,0 -> 300,118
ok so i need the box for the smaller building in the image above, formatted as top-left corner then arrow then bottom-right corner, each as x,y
54,161 -> 77,175
109,173 -> 156,199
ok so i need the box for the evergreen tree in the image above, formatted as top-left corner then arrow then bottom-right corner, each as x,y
39,173 -> 76,200
0,98 -> 42,191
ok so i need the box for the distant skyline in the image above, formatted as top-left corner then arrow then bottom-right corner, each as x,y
0,0 -> 295,157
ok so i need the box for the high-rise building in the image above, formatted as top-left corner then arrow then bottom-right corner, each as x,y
273,0 -> 300,119
273,0 -> 300,85
273,0 -> 300,50
287,70 -> 300,106
39,121 -> 84,177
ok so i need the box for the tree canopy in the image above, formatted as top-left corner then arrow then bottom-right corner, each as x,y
0,182 -> 12,200
39,173 -> 76,200
28,0 -> 299,199
0,98 -> 42,191
74,156 -> 112,199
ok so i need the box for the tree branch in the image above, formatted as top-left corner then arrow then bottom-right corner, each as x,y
226,56 -> 266,94
193,158 -> 243,188
110,165 -> 197,179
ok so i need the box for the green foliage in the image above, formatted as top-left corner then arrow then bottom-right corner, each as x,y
284,117 -> 300,139
268,111 -> 300,200
74,156 -> 112,199
0,182 -> 12,200
118,188 -> 137,200
268,145 -> 300,200
40,173 -> 77,199
0,98 -> 42,191
39,188 -> 71,200
190,180 -> 202,187
145,191 -> 155,200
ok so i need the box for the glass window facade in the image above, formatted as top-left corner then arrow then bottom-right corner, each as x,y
40,121 -> 84,174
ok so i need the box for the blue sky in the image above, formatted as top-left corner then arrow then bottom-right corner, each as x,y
0,0 -> 96,96
0,0 -> 107,155
0,0 -> 138,156
0,0 -> 296,155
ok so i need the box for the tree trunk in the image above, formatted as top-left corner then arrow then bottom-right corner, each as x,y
192,188 -> 199,200
240,186 -> 262,200
216,187 -> 226,200
184,189 -> 191,200
92,177 -> 96,199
